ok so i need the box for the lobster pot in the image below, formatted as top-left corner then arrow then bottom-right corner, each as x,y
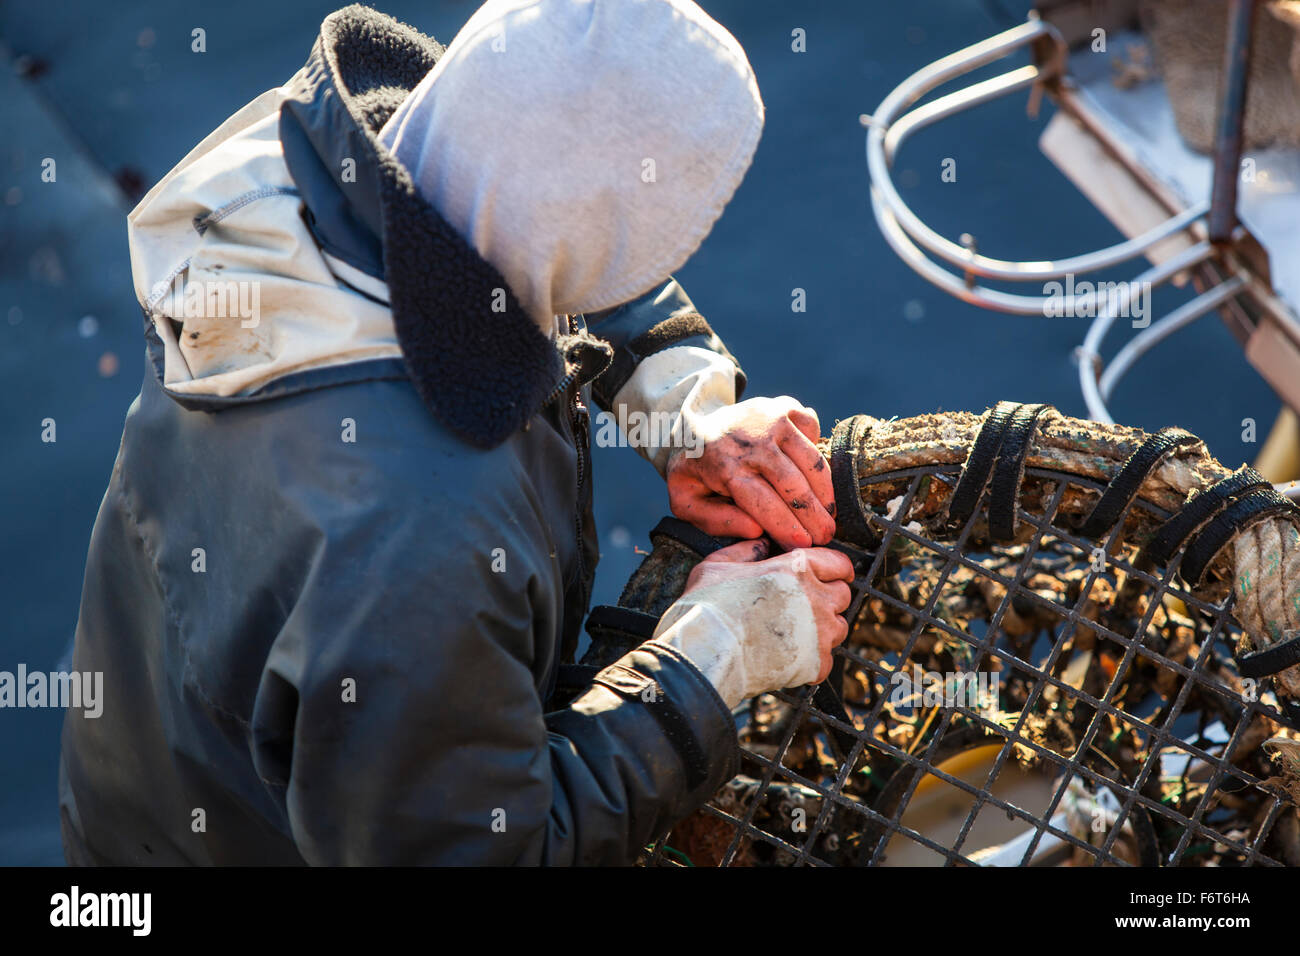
587,405 -> 1300,866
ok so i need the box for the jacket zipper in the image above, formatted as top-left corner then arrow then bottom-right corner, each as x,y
543,370 -> 577,407
573,401 -> 588,597
568,317 -> 591,613
544,319 -> 593,624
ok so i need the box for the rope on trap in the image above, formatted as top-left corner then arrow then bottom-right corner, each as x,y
826,401 -> 1300,722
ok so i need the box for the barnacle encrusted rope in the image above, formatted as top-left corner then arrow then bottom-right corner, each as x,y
830,404 -> 1300,713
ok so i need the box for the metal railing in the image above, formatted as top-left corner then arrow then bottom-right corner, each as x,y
861,13 -> 1300,499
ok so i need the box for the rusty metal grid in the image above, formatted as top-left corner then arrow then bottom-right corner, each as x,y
644,464 -> 1297,867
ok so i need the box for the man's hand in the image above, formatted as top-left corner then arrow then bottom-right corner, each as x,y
666,396 -> 836,551
653,538 -> 854,708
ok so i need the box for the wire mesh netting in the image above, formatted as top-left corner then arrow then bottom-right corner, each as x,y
641,463 -> 1300,867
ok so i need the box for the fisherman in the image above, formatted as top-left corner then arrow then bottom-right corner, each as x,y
60,0 -> 854,865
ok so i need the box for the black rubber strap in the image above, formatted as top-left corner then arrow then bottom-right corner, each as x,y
1280,698 -> 1300,731
1238,631 -> 1300,679
1076,427 -> 1201,541
1140,467 -> 1271,567
648,516 -> 738,558
988,403 -> 1055,542
811,671 -> 859,763
1180,486 -> 1300,586
825,539 -> 883,752
947,401 -> 1019,533
829,415 -> 879,548
824,539 -> 875,578
584,604 -> 662,642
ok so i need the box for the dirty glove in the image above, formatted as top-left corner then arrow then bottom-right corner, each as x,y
652,538 -> 854,709
666,396 -> 836,552
608,343 -> 739,475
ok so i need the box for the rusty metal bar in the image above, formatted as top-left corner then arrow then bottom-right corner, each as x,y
1208,0 -> 1258,243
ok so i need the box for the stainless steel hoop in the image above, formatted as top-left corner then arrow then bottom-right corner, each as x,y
863,14 -> 1255,430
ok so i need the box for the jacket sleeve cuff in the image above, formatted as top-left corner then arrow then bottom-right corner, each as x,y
604,345 -> 737,475
570,640 -> 740,818
585,277 -> 745,413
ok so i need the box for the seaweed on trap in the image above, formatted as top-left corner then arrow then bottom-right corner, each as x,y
602,421 -> 1300,867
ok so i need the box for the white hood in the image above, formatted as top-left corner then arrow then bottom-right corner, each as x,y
378,0 -> 765,326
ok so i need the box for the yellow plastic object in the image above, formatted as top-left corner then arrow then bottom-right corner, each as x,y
1255,407 -> 1300,484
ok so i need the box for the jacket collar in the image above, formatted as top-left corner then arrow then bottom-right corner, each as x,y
279,4 -> 609,449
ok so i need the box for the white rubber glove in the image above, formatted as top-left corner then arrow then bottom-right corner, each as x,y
609,345 -> 737,476
653,540 -> 854,709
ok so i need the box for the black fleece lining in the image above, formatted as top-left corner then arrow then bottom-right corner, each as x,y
629,312 -> 714,355
580,604 -> 661,672
586,605 -> 661,642
591,313 -> 745,411
280,5 -> 580,448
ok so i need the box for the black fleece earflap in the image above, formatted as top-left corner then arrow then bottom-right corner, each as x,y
376,154 -> 571,448
311,4 -> 589,449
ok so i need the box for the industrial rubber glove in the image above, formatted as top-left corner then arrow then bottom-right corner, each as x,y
653,538 -> 854,709
666,396 -> 836,551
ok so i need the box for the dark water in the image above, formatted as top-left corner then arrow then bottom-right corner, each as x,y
0,0 -> 1277,864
